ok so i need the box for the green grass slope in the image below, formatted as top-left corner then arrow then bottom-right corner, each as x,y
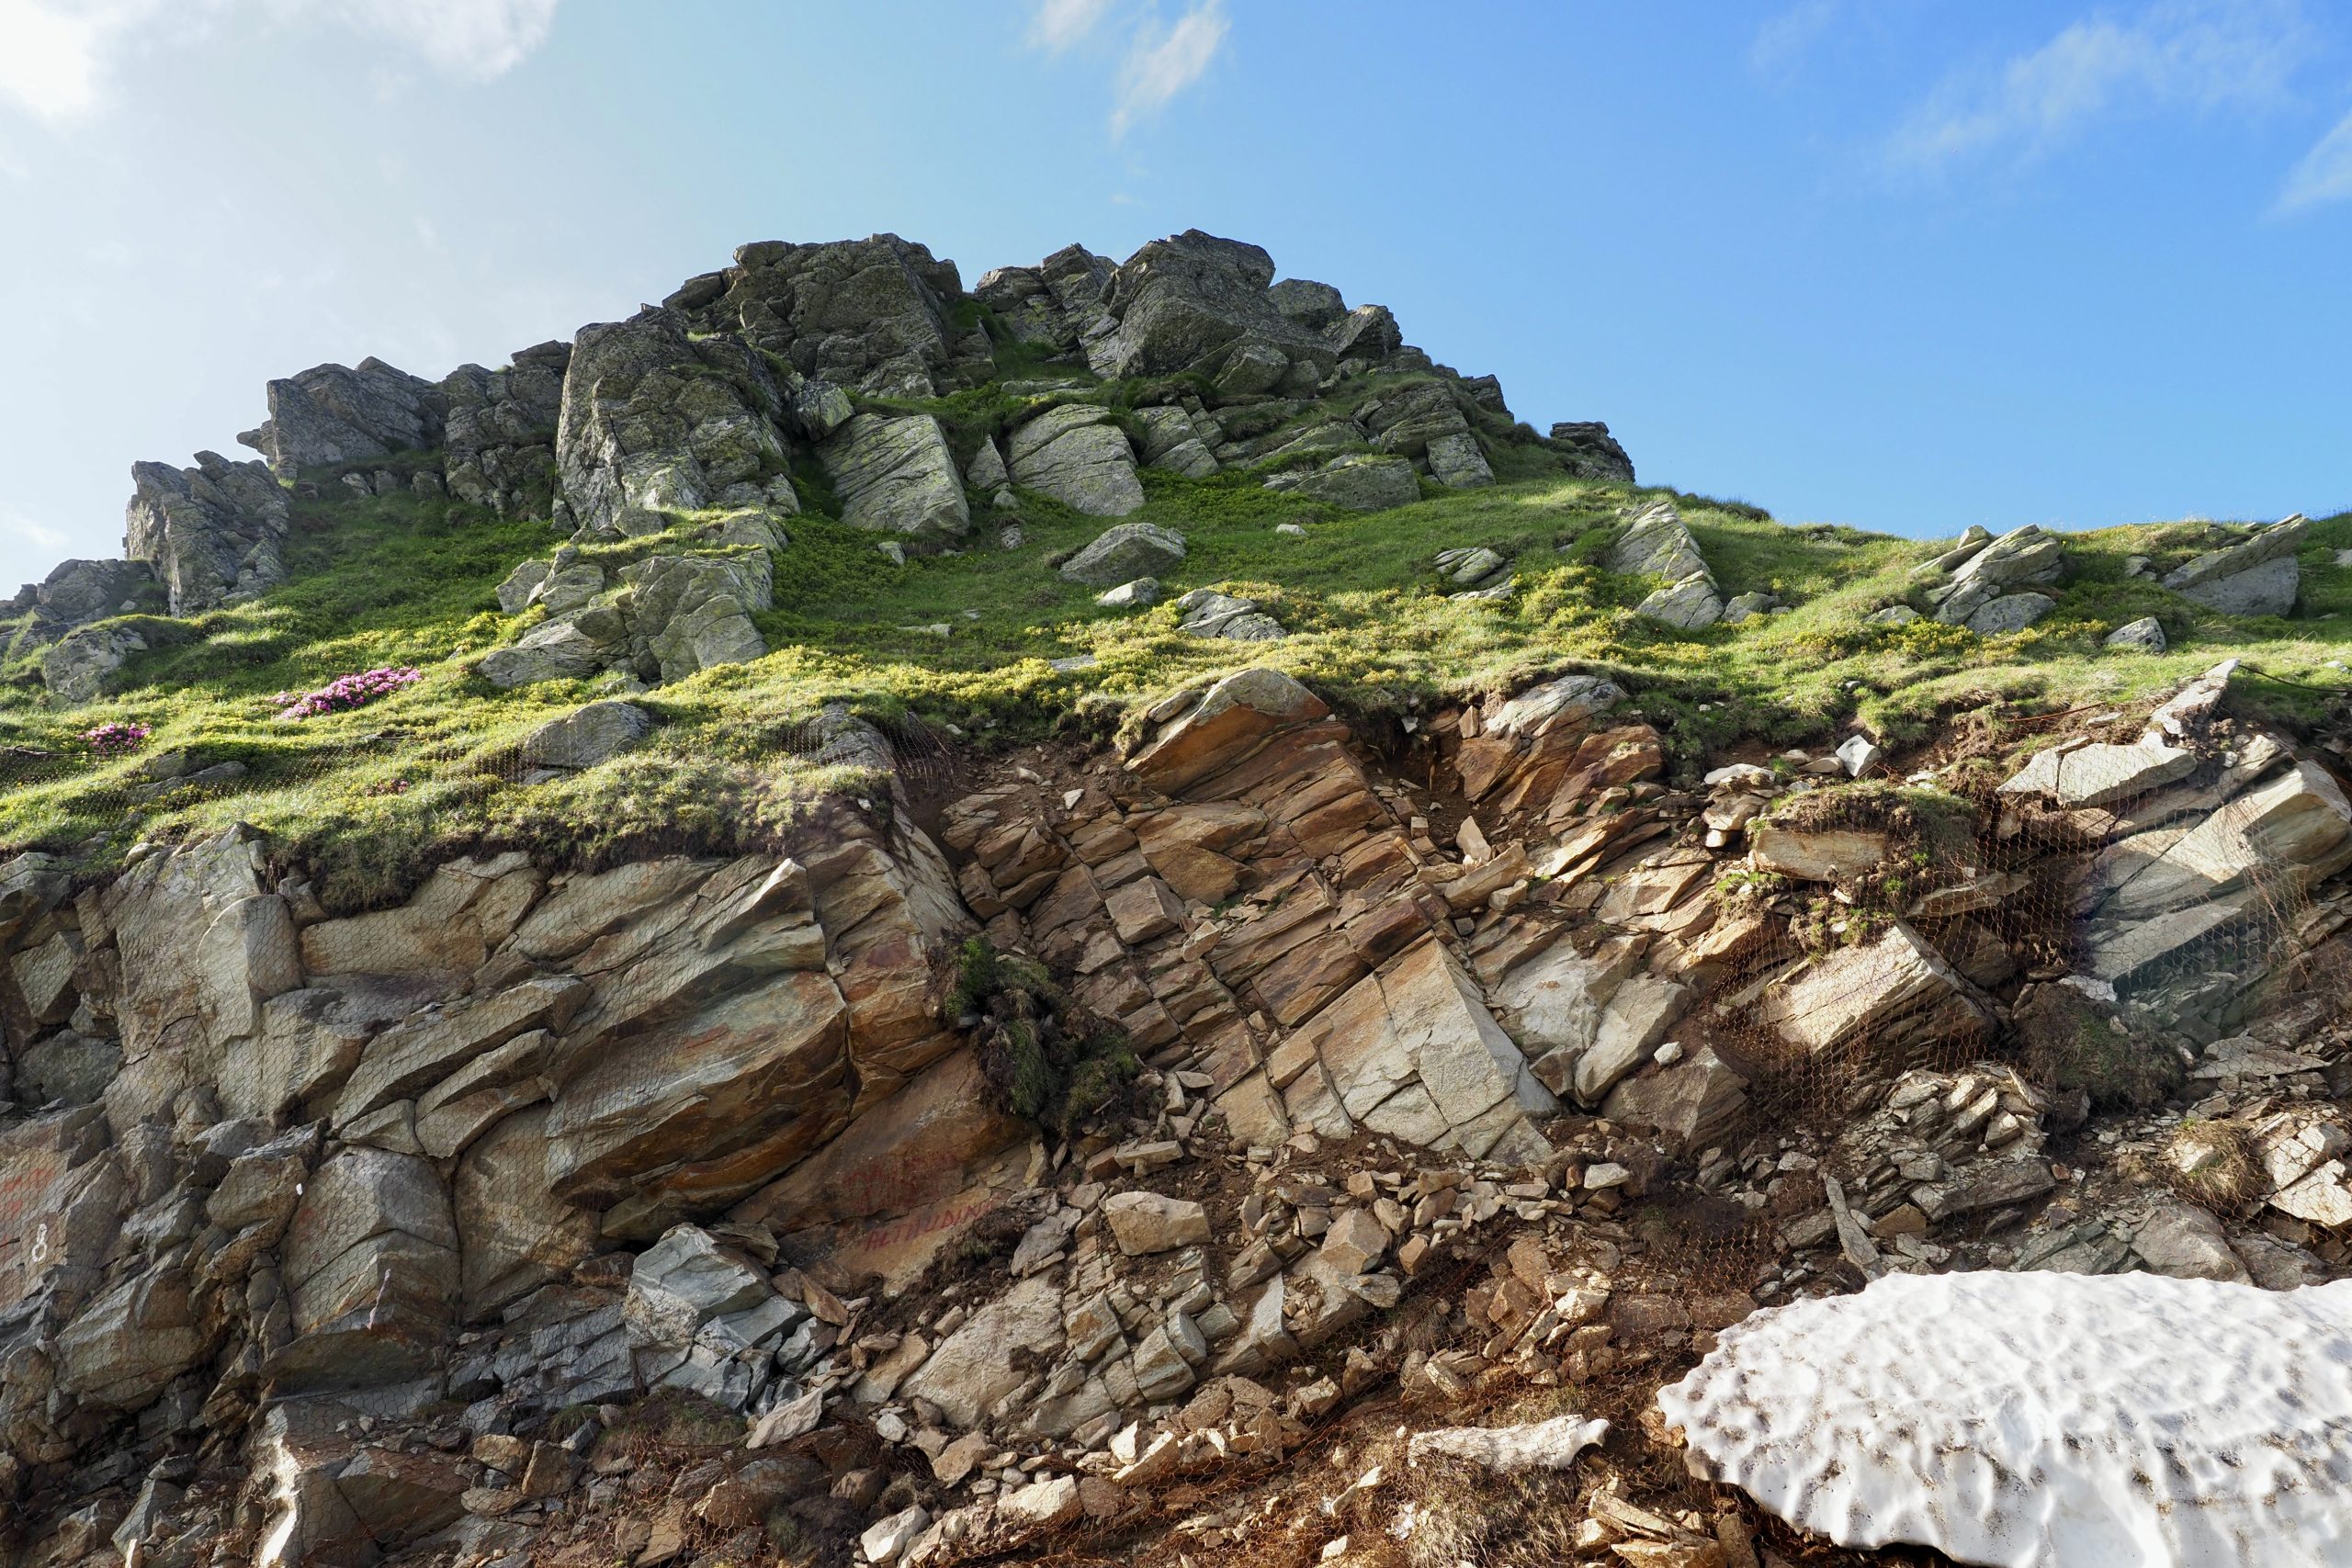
3,398 -> 2347,911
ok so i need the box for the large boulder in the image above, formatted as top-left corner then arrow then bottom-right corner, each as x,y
1006,405 -> 1144,515
440,341 -> 571,517
41,622 -> 149,704
520,701 -> 653,771
624,549 -> 773,682
125,450 -> 292,614
674,234 -> 984,398
237,358 -> 445,477
556,308 -> 795,536
1270,454 -> 1419,512
819,412 -> 972,549
1058,522 -> 1185,588
2163,514 -> 2305,616
477,619 -> 606,689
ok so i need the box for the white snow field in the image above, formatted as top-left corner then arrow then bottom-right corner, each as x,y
1657,1270 -> 2352,1566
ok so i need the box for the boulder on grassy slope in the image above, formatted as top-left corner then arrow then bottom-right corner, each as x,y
1007,405 -> 1144,515
820,412 -> 972,549
2163,514 -> 2305,616
1922,525 -> 2065,631
1608,499 -> 1723,629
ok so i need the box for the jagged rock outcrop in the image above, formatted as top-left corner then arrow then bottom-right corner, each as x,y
672,234 -> 989,398
237,358 -> 446,477
1354,379 -> 1495,489
1609,498 -> 1723,629
1919,524 -> 2065,632
555,308 -> 798,537
439,340 -> 571,517
974,244 -> 1115,356
2163,513 -> 2305,616
1546,421 -> 1635,483
0,558 -> 159,657
1074,230 -> 1403,390
123,449 -> 292,616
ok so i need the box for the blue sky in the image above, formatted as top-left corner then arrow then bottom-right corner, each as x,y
2,0 -> 2349,594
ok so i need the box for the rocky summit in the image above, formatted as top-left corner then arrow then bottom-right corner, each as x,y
0,229 -> 2350,1568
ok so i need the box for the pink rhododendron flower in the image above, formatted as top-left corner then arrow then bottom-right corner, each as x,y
272,666 -> 423,720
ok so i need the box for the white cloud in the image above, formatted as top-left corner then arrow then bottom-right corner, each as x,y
1887,0 -> 2308,171
2278,107 -> 2352,210
1029,0 -> 1110,53
2,510 -> 67,553
1112,0 -> 1228,136
0,0 -> 139,120
0,0 -> 560,122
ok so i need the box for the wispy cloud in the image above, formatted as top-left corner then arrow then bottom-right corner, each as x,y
0,0 -> 561,123
2278,107 -> 2352,210
1029,0 -> 1229,135
1751,0 -> 1843,77
1029,0 -> 1111,53
1886,0 -> 2308,172
2,510 -> 67,555
1111,0 -> 1229,136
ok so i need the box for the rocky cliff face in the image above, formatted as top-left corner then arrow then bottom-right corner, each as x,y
5,645 -> 2352,1566
1,227 -> 2344,1568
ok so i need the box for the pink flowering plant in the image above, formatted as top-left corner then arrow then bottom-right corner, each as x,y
81,721 -> 152,757
270,665 -> 424,720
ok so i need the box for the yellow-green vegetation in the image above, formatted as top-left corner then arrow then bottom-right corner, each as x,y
3,422 -> 2349,911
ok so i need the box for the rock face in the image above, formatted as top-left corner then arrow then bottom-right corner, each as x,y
1078,230 -> 1397,389
238,358 -> 446,477
820,412 -> 971,549
1006,405 -> 1144,515
556,308 -> 797,537
2164,514 -> 2305,616
440,340 -> 571,517
3,558 -> 160,655
673,234 -> 986,399
124,450 -> 292,615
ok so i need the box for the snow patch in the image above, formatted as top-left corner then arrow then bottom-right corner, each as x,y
1658,1270 -> 2352,1567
